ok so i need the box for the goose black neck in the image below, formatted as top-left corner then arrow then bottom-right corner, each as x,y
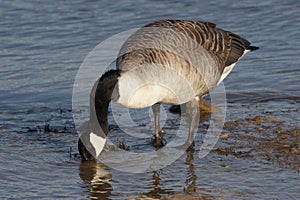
94,69 -> 120,135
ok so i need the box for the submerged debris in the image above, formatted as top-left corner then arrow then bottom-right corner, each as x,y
118,141 -> 130,151
169,98 -> 299,171
216,116 -> 300,170
219,133 -> 229,140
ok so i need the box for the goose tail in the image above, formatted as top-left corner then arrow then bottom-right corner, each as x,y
241,37 -> 259,51
247,45 -> 259,51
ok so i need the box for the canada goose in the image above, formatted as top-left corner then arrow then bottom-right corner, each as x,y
78,19 -> 259,161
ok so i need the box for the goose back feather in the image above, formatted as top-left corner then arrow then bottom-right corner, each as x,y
114,19 -> 258,107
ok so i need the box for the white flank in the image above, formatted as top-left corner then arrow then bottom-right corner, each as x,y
217,49 -> 250,85
217,63 -> 236,85
90,132 -> 106,158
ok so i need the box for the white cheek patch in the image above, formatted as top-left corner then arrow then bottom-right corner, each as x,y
90,132 -> 106,158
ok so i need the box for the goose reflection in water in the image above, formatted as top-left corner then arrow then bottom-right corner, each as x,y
78,149 -> 215,199
79,162 -> 112,199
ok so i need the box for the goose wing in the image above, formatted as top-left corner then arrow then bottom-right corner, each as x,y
143,19 -> 258,67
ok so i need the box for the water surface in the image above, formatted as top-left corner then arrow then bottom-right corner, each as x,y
0,0 -> 299,199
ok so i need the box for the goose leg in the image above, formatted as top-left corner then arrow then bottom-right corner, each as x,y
153,103 -> 160,137
151,103 -> 166,147
184,96 -> 200,150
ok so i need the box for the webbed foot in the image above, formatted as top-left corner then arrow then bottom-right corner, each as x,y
151,130 -> 167,148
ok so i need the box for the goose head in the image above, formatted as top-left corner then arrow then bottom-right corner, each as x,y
78,70 -> 120,161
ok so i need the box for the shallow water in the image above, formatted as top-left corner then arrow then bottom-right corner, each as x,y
1,0 -> 299,199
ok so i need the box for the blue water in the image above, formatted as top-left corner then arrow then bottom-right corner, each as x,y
1,0 -> 299,199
